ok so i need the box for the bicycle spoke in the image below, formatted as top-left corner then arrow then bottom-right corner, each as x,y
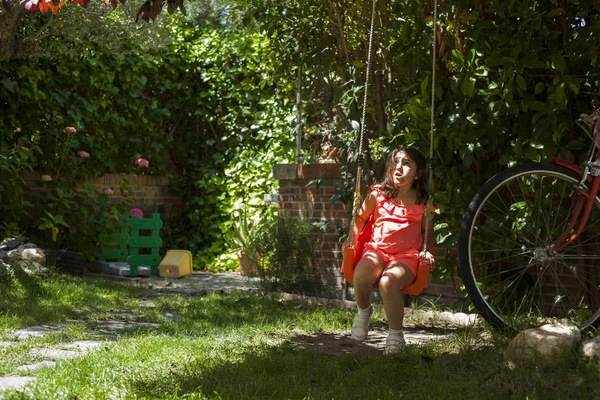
459,163 -> 600,331
470,221 -> 534,250
471,262 -> 535,281
471,251 -> 532,269
505,178 -> 544,244
478,193 -> 539,247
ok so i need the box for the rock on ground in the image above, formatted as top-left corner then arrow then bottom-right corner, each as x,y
582,335 -> 600,361
506,323 -> 581,366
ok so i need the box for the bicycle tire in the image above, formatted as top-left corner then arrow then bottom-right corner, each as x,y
459,162 -> 600,331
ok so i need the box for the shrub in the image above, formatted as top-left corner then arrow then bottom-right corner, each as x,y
246,216 -> 321,295
0,132 -> 41,238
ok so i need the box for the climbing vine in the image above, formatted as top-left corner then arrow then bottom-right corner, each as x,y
2,1 -> 599,277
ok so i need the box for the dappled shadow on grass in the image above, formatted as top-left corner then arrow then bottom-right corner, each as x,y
0,269 -> 147,328
0,272 -> 351,342
154,293 -> 351,334
130,334 -> 600,400
288,332 -> 381,356
286,328 -> 468,356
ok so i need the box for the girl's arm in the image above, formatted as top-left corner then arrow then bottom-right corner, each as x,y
346,190 -> 377,247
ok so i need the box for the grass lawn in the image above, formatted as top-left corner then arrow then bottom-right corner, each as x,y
0,267 -> 599,399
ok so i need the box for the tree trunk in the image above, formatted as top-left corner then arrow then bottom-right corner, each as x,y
0,0 -> 36,61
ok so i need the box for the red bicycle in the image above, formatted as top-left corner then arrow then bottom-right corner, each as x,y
459,106 -> 600,331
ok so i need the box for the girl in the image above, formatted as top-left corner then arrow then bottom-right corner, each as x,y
343,145 -> 434,355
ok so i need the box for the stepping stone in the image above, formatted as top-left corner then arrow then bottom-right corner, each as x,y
62,341 -> 104,352
404,331 -> 449,345
16,361 -> 56,372
450,312 -> 479,327
72,310 -> 145,319
364,330 -> 449,348
161,312 -> 177,320
95,320 -> 160,330
0,376 -> 35,392
30,349 -> 80,359
438,311 -> 457,325
14,325 -> 61,340
138,299 -> 157,308
111,312 -> 145,319
153,287 -> 201,295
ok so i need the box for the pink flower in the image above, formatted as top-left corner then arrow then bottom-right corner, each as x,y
77,151 -> 90,158
15,143 -> 22,149
102,188 -> 114,196
134,158 -> 150,168
65,126 -> 77,134
22,0 -> 39,13
129,207 -> 144,218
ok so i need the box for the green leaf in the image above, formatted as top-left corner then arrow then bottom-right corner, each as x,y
466,49 -> 477,65
551,53 -> 566,73
452,49 -> 465,68
563,76 -> 580,95
530,101 -> 547,112
516,75 -> 527,91
420,74 -> 430,100
510,201 -> 527,211
522,55 -> 545,69
534,82 -> 545,95
553,82 -> 567,106
484,54 -> 502,67
2,79 -> 15,92
462,148 -> 473,168
546,8 -> 565,17
460,77 -> 476,97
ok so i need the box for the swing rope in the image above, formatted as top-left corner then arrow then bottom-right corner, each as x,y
348,0 -> 437,258
349,0 -> 378,246
423,0 -> 438,254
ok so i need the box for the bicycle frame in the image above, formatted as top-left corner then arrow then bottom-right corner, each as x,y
551,109 -> 600,251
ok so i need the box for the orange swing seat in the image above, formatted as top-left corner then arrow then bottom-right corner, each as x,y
341,219 -> 430,295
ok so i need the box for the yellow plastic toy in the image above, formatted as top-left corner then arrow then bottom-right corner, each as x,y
159,250 -> 193,278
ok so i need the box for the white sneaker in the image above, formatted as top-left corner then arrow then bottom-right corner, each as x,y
350,306 -> 372,342
384,332 -> 406,355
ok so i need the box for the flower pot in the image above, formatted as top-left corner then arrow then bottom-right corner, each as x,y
238,251 -> 258,276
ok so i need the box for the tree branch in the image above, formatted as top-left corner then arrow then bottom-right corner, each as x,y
1,0 -> 12,14
327,0 -> 350,64
34,14 -> 54,39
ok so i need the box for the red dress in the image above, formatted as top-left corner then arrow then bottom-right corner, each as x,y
344,186 -> 433,286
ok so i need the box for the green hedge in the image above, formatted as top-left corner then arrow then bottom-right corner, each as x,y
0,18 -> 295,270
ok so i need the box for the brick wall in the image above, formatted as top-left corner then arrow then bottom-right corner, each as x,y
273,163 -> 465,306
25,172 -> 182,215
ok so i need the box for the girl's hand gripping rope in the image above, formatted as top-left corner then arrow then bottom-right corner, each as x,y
419,251 -> 435,266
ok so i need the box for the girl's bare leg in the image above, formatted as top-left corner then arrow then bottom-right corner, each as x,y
378,263 -> 415,330
350,252 -> 385,342
353,252 -> 385,309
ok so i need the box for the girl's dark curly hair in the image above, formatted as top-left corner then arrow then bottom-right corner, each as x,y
380,146 -> 429,205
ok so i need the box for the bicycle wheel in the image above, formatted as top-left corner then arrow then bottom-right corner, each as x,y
459,162 -> 600,331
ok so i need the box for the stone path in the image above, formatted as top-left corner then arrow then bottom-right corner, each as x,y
0,321 -> 157,393
98,270 -> 263,294
0,271 -> 479,394
0,336 -> 106,391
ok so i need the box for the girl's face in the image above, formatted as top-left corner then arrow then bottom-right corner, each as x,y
391,150 -> 418,189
